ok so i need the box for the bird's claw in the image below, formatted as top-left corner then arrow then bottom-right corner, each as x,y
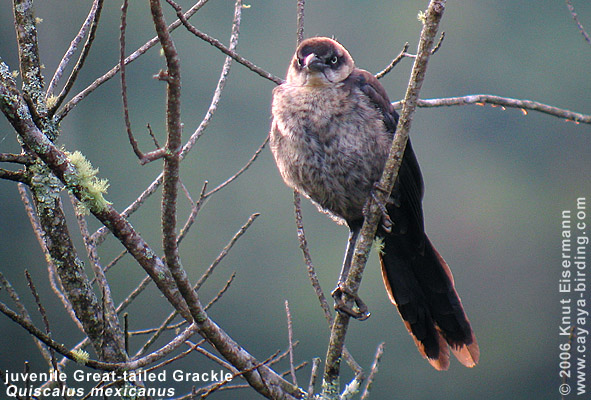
331,286 -> 371,321
362,183 -> 393,233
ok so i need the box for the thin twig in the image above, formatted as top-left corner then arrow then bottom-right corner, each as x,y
293,192 -> 362,375
285,300 -> 298,386
0,271 -> 52,365
360,342 -> 385,400
46,0 -> 102,98
56,0 -> 213,121
47,0 -> 104,116
165,0 -> 283,85
204,272 -> 237,311
0,168 -> 29,183
391,94 -> 591,124
119,0 -> 147,161
179,0 -> 243,160
0,152 -> 34,164
566,0 -> 591,44
202,137 -> 268,199
195,213 -> 259,291
307,357 -> 321,400
24,271 -> 59,374
375,42 -> 410,79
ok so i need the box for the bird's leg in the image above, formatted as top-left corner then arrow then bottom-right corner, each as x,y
331,227 -> 371,320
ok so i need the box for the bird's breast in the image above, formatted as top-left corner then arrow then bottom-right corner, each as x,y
270,84 -> 391,224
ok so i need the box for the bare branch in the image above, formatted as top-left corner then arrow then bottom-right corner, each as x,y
0,152 -> 34,164
306,358 -> 321,400
293,192 -> 362,376
165,0 -> 283,85
360,342 -> 385,400
391,94 -> 591,124
0,168 -> 29,184
285,300 -> 298,386
195,213 -> 260,291
47,0 -> 104,116
179,0 -> 243,160
566,0 -> 591,44
204,271 -> 237,311
46,0 -> 102,98
17,184 -> 84,332
0,271 -> 53,364
55,0 -> 213,121
202,137 -> 268,199
375,42 -> 410,79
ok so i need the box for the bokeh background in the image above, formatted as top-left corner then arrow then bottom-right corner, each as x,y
1,1 -> 590,399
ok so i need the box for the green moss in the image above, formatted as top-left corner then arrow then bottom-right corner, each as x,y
64,150 -> 111,214
71,349 -> 90,365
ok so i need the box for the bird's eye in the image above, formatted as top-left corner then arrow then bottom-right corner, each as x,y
330,56 -> 338,64
296,58 -> 302,67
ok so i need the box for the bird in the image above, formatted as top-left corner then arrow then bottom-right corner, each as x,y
269,37 -> 479,370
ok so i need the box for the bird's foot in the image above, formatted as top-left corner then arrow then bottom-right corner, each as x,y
331,285 -> 371,321
363,183 -> 393,233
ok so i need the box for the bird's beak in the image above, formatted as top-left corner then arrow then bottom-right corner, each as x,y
303,53 -> 325,72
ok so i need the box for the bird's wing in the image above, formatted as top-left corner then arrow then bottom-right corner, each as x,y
345,69 -> 425,244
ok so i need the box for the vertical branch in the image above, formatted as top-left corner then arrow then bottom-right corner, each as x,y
12,0 -> 44,105
321,1 -> 447,398
150,0 -> 183,274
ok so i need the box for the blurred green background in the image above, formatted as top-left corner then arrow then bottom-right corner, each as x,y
1,1 -> 590,399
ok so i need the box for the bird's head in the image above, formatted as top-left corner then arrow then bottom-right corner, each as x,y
286,37 -> 355,87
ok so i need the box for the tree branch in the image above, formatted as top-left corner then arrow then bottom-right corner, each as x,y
321,1 -> 447,398
391,94 -> 591,124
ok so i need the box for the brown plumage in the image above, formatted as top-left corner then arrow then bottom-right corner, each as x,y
270,37 -> 479,370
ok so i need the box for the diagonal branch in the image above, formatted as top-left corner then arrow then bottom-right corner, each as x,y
321,1 -> 447,398
46,0 -> 103,102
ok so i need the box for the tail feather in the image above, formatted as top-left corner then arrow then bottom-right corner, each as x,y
379,233 -> 479,370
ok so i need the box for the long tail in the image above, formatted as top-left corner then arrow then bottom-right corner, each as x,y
379,233 -> 479,370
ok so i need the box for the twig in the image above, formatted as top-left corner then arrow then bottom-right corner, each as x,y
0,168 -> 29,184
24,271 -> 60,374
321,2 -> 447,398
179,0 -> 243,160
285,300 -> 298,386
47,0 -> 104,116
0,152 -> 34,164
150,0 -> 183,282
56,0 -> 213,121
119,0 -> 148,162
566,0 -> 591,44
375,42 -> 410,79
0,271 -> 52,364
202,137 -> 268,199
46,0 -> 102,98
360,342 -> 385,400
204,272 -> 237,311
164,0 -> 283,85
293,192 -> 362,375
307,357 -> 321,400
391,94 -> 591,124
195,213 -> 259,290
